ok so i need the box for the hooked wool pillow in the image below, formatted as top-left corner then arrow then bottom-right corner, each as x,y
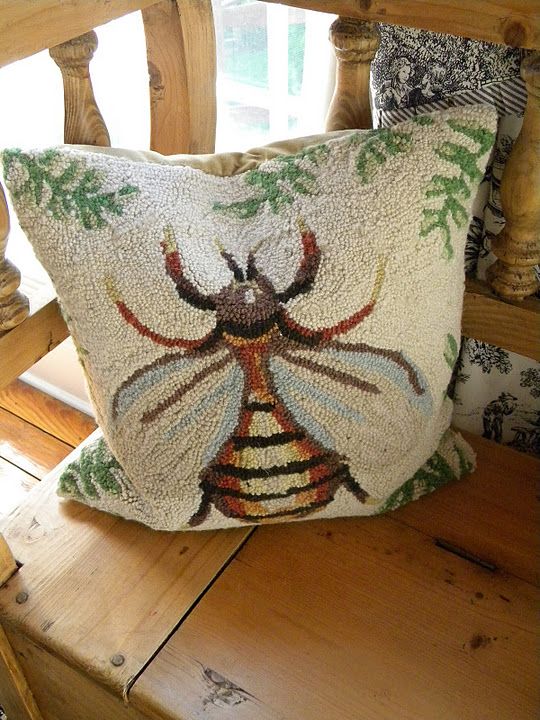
2,105 -> 496,531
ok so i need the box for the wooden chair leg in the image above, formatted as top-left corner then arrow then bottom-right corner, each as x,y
487,51 -> 540,300
326,17 -> 380,132
0,536 -> 40,718
0,626 -> 43,720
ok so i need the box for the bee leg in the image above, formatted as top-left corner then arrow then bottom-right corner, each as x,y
188,491 -> 213,527
341,468 -> 369,503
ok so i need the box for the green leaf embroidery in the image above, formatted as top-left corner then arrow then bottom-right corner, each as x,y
350,128 -> 412,184
412,115 -> 435,126
58,439 -> 123,499
421,121 -> 495,259
379,450 -> 457,514
444,333 -> 459,370
2,149 -> 138,230
454,442 -> 474,476
213,143 -> 329,219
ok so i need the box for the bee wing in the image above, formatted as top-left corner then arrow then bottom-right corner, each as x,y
110,348 -> 245,514
269,341 -> 433,474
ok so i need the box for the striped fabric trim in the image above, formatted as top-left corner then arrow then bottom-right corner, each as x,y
375,77 -> 527,128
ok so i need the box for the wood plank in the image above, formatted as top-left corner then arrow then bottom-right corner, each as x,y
0,299 -> 69,392
0,626 -> 42,720
393,432 -> 540,586
264,0 -> 540,50
0,408 -> 72,480
132,436 -> 539,720
0,435 -> 252,699
0,0 -> 161,68
6,629 -> 148,720
463,278 -> 540,361
0,458 -> 39,529
0,380 -> 96,447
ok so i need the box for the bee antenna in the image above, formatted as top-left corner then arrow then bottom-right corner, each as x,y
211,237 -> 244,281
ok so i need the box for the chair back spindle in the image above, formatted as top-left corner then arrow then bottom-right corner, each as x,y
326,17 -> 380,132
49,31 -> 111,147
487,51 -> 540,300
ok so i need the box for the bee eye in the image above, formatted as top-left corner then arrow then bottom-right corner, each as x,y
244,289 -> 256,304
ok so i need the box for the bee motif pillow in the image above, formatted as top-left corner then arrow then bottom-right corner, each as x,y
2,105 -> 496,531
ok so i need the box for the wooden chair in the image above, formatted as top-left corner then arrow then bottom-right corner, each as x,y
0,2 -> 538,718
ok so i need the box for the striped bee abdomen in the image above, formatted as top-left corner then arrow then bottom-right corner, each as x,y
192,395 -> 351,525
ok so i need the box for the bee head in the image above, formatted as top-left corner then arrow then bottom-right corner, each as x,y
215,251 -> 280,337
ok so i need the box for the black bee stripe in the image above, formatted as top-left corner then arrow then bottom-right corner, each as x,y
202,466 -> 344,501
245,401 -> 275,412
220,314 -> 278,339
234,497 -> 332,522
212,455 -> 329,479
232,431 -> 304,449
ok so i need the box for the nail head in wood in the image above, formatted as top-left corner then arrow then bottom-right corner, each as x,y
110,653 -> 125,667
15,591 -> 28,604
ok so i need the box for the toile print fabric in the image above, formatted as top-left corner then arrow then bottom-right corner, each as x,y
372,25 -> 539,457
2,105 -> 495,530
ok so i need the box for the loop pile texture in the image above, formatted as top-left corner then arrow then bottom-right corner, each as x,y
2,105 -> 497,530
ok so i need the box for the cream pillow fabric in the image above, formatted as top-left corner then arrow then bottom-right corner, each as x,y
2,105 -> 496,530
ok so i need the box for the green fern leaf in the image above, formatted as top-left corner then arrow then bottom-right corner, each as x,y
421,120 -> 495,259
2,149 -> 138,230
213,142 -> 329,219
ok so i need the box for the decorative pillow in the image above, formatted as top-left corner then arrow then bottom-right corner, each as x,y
2,105 -> 496,531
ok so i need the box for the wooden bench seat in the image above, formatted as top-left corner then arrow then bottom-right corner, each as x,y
0,2 -> 538,718
0,432 -> 537,719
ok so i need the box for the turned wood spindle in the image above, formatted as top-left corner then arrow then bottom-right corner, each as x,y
0,185 -> 29,332
487,51 -> 540,301
326,17 -> 380,132
49,31 -> 110,147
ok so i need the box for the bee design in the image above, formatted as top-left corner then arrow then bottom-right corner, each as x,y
107,221 -> 431,527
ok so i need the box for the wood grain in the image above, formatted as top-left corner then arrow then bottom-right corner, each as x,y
0,380 -> 96,447
394,431 -> 540,586
0,184 -> 29,332
263,0 -> 540,50
174,0 -> 216,153
0,408 -> 72,480
142,0 -> 217,155
487,52 -> 540,299
142,0 -> 216,154
0,0 -> 161,68
326,17 -> 379,131
49,31 -> 111,147
6,629 -> 149,720
0,299 -> 69,392
0,435 -> 252,698
463,278 -> 540,361
142,0 -> 190,154
0,626 -> 42,720
132,436 -> 539,720
0,458 -> 39,529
